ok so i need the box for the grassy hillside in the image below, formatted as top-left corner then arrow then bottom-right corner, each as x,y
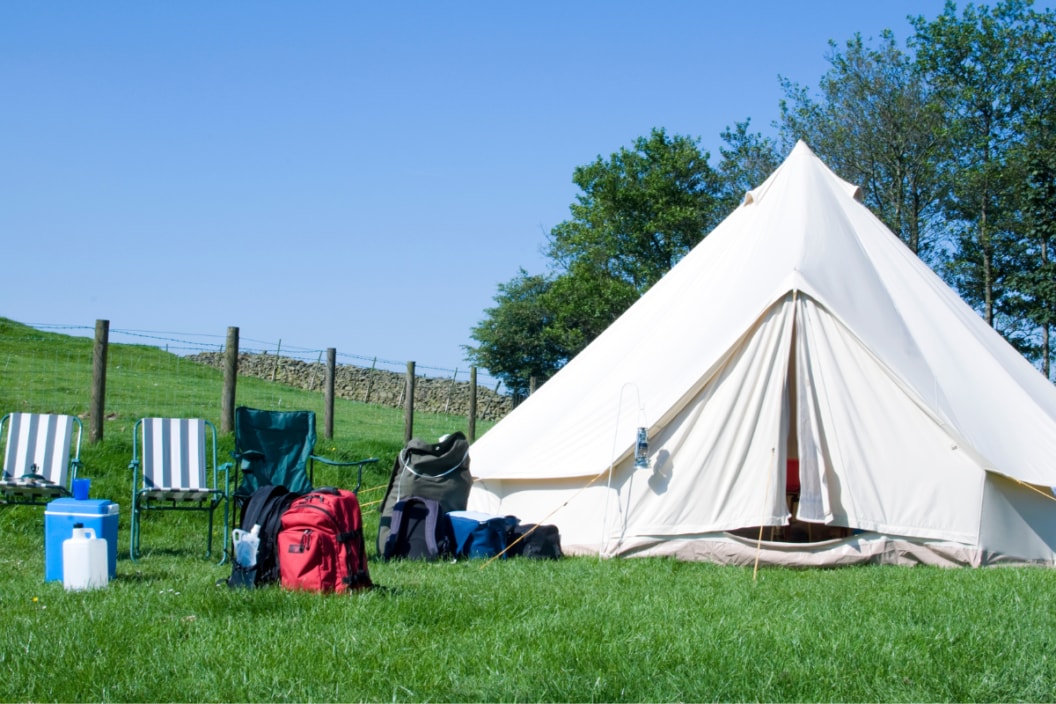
2,318 -> 1056,702
0,317 -> 479,510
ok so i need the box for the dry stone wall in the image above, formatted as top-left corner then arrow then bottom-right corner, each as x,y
189,352 -> 512,422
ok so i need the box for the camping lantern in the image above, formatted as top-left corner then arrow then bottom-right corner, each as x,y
634,427 -> 649,468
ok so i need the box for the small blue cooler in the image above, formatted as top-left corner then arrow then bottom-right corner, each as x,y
45,498 -> 119,582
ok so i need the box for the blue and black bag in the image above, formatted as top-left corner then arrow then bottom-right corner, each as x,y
447,510 -> 515,559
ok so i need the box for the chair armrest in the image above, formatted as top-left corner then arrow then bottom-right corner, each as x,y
310,456 -> 379,468
231,450 -> 265,478
309,455 -> 379,494
227,451 -> 265,501
231,450 -> 265,465
217,461 -> 232,494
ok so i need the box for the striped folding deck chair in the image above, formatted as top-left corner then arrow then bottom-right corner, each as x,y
0,413 -> 82,506
130,418 -> 229,563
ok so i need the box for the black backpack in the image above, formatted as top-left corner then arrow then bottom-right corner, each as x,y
381,496 -> 455,561
228,484 -> 300,588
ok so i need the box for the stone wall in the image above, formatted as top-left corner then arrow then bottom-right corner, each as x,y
189,352 -> 512,421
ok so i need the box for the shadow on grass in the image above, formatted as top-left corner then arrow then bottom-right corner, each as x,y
113,570 -> 176,585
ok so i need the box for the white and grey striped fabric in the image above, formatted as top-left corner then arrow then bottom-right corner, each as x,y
2,413 -> 76,488
140,418 -> 212,500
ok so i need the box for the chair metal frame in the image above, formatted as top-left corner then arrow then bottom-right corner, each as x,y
0,412 -> 83,506
129,417 -> 230,563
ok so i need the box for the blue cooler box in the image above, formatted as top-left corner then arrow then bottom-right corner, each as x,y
44,498 -> 119,582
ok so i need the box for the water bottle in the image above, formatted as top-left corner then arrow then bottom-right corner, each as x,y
231,524 -> 261,587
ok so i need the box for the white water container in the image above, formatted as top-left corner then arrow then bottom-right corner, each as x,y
62,523 -> 108,591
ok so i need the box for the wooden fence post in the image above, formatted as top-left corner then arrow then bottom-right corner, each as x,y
404,361 -> 415,445
468,366 -> 478,443
324,348 -> 336,440
221,327 -> 239,434
89,319 -> 109,443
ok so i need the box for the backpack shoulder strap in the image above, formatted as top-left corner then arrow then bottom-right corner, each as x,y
420,497 -> 442,558
382,498 -> 413,560
257,488 -> 298,584
241,485 -> 288,530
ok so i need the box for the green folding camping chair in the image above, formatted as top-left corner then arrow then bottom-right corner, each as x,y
230,406 -> 378,520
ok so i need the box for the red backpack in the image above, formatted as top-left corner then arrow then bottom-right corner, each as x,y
278,488 -> 373,592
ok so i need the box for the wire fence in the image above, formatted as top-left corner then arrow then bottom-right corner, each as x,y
3,321 -> 511,446
25,323 -> 504,390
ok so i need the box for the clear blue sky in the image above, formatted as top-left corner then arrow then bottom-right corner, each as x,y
2,1 -> 957,378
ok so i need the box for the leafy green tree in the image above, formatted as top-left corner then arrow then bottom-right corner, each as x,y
779,30 -> 946,261
910,0 -> 1048,328
716,119 -> 781,213
546,128 -> 724,293
1006,123 -> 1056,376
464,270 -> 565,398
468,129 -> 725,392
1007,6 -> 1056,377
541,260 -> 639,359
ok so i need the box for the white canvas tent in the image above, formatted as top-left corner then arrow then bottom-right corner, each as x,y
467,141 -> 1056,567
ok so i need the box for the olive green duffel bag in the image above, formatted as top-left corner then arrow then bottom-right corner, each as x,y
376,431 -> 471,554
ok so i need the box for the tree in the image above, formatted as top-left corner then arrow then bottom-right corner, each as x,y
464,270 -> 565,398
779,30 -> 947,261
1025,148 -> 1056,374
546,128 -> 724,293
1007,5 -> 1056,377
468,129 -> 725,392
541,260 -> 639,361
910,0 -> 1046,329
1006,118 -> 1056,376
716,119 -> 781,214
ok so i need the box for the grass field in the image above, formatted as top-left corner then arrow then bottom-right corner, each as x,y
2,318 -> 1056,702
